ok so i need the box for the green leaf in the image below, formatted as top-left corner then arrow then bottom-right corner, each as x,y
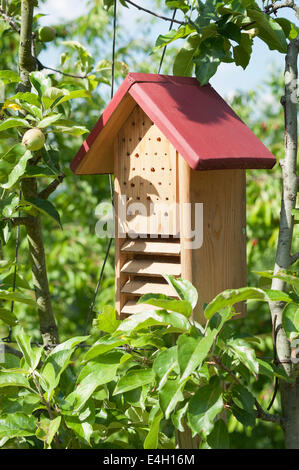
51,125 -> 89,136
0,371 -> 30,388
154,25 -> 194,51
37,113 -> 63,129
0,290 -> 36,306
227,338 -> 259,375
10,92 -> 41,107
282,303 -> 299,341
247,8 -> 287,53
177,333 -> 215,382
187,379 -> 223,438
36,416 -> 61,448
30,72 -> 52,99
204,287 -> 293,320
113,368 -> 155,395
144,409 -> 163,449
138,293 -> 192,317
153,346 -> 179,390
15,328 -> 42,371
0,117 -> 30,132
0,413 -> 37,439
159,377 -> 185,419
255,270 -> 299,291
173,35 -> 200,76
207,419 -> 230,448
164,275 -> 198,309
83,335 -> 126,362
23,165 -> 58,178
1,150 -> 33,189
51,89 -> 90,109
193,35 -> 232,85
166,0 -> 189,13
0,308 -> 18,326
94,305 -> 120,333
63,401 -> 94,446
233,33 -> 252,69
171,402 -> 188,432
0,70 -> 19,83
275,18 -> 298,40
67,351 -> 123,412
25,197 -> 62,228
42,336 -> 88,400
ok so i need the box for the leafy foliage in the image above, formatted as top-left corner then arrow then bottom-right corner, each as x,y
1,276 -> 294,449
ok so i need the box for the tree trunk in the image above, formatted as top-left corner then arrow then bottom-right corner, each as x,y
18,0 -> 59,348
269,36 -> 299,449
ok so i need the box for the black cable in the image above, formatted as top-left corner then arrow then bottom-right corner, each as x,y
158,8 -> 177,74
83,0 -> 117,335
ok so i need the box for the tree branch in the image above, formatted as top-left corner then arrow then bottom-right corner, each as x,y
212,356 -> 283,426
3,216 -> 33,227
0,6 -> 20,33
35,58 -> 89,80
0,343 -> 23,358
290,252 -> 299,264
38,174 -> 65,200
125,0 -> 186,25
265,0 -> 299,16
18,0 -> 59,350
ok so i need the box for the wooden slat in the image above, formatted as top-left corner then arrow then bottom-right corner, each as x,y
121,239 -> 180,256
121,259 -> 181,276
121,300 -> 158,315
121,280 -> 178,297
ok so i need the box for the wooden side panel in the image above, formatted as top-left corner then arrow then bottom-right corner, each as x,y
190,169 -> 247,323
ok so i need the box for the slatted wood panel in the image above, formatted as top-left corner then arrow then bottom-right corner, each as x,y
121,239 -> 181,256
121,259 -> 181,276
121,279 -> 178,297
121,300 -> 159,315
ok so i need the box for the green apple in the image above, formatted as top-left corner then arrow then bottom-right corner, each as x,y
22,128 -> 46,151
38,26 -> 56,43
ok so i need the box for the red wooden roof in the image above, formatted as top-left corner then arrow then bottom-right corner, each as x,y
70,73 -> 276,173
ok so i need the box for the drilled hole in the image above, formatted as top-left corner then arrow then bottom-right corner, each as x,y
135,153 -> 139,158
151,168 -> 155,172
126,152 -> 130,156
132,122 -> 135,126
157,137 -> 161,142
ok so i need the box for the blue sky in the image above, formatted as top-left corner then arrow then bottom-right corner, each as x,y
38,0 -> 296,99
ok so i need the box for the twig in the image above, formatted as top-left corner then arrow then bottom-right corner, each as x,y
32,371 -> 61,448
35,58 -> 89,80
125,0 -> 186,25
4,216 -> 32,227
0,6 -> 20,33
264,0 -> 299,16
38,174 -> 65,200
0,343 -> 23,358
213,356 -> 283,426
290,252 -> 299,264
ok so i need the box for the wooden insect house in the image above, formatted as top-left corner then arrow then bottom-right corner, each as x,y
70,73 -> 276,322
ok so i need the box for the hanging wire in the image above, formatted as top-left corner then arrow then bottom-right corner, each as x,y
83,0 -> 117,335
158,8 -> 177,74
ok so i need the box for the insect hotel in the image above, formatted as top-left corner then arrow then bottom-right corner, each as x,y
70,73 -> 276,322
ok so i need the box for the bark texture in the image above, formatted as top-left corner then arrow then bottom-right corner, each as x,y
18,0 -> 59,348
270,36 -> 299,449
